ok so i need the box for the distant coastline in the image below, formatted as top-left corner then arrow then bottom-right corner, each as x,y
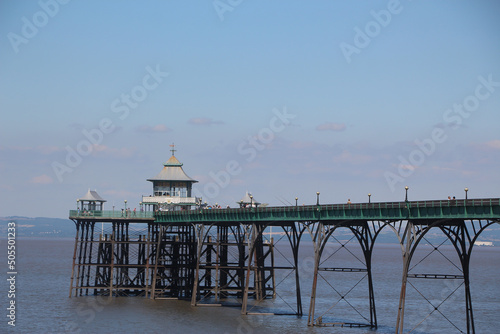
1,216 -> 499,246
0,216 -> 75,238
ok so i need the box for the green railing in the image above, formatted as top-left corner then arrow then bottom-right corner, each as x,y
69,210 -> 154,219
154,198 -> 500,223
69,198 -> 500,223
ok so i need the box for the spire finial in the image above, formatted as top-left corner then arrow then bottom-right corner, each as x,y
169,143 -> 176,156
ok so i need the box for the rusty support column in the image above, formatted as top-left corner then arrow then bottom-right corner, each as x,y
286,222 -> 305,316
145,223 -> 152,298
151,224 -> 164,299
396,221 -> 413,333
242,223 -> 256,314
307,221 -> 323,326
108,227 -> 115,298
191,224 -> 205,306
69,221 -> 81,298
85,223 -> 95,296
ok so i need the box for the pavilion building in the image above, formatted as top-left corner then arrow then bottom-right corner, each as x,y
77,189 -> 106,212
142,149 -> 199,211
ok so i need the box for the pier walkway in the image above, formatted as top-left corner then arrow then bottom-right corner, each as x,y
70,198 -> 500,223
69,197 -> 500,334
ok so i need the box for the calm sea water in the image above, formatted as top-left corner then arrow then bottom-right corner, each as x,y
2,238 -> 499,333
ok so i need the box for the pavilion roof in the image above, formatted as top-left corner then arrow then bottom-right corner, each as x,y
238,191 -> 260,205
147,155 -> 198,183
78,189 -> 106,202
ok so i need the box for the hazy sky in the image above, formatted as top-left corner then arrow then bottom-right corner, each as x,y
1,0 -> 499,218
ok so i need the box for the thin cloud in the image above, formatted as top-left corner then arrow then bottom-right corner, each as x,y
316,122 -> 346,132
333,150 -> 372,164
391,163 -> 417,171
68,123 -> 85,131
0,145 -> 61,155
0,146 -> 31,152
30,174 -> 54,184
485,139 -> 500,150
102,189 -> 137,199
91,145 -> 137,158
289,141 -> 315,149
471,139 -> 500,151
188,117 -> 224,125
37,146 -> 61,154
136,124 -> 172,133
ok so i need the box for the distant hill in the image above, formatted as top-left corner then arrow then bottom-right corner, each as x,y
1,216 -> 499,245
0,216 -> 75,238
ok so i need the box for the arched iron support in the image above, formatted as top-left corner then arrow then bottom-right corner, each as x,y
307,220 -> 385,328
438,219 -> 500,334
396,218 -> 467,334
282,221 -> 308,316
347,220 -> 391,328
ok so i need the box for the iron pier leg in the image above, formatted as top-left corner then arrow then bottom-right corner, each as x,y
85,223 -> 95,296
191,224 -> 205,306
145,223 -> 152,298
460,223 -> 475,334
108,228 -> 115,298
355,222 -> 377,328
69,221 -> 81,298
151,224 -> 164,299
79,222 -> 89,295
286,223 -> 304,316
242,223 -> 256,314
396,221 -> 413,334
238,224 -> 246,299
307,222 -> 323,326
219,225 -> 229,299
444,221 -> 476,334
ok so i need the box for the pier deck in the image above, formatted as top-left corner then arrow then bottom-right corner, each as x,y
69,198 -> 500,333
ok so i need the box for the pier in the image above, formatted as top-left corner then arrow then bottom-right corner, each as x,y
69,151 -> 500,333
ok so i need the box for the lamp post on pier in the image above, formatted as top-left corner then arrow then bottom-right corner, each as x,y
316,192 -> 320,206
368,193 -> 371,204
404,186 -> 409,202
295,197 -> 298,207
465,187 -> 469,200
